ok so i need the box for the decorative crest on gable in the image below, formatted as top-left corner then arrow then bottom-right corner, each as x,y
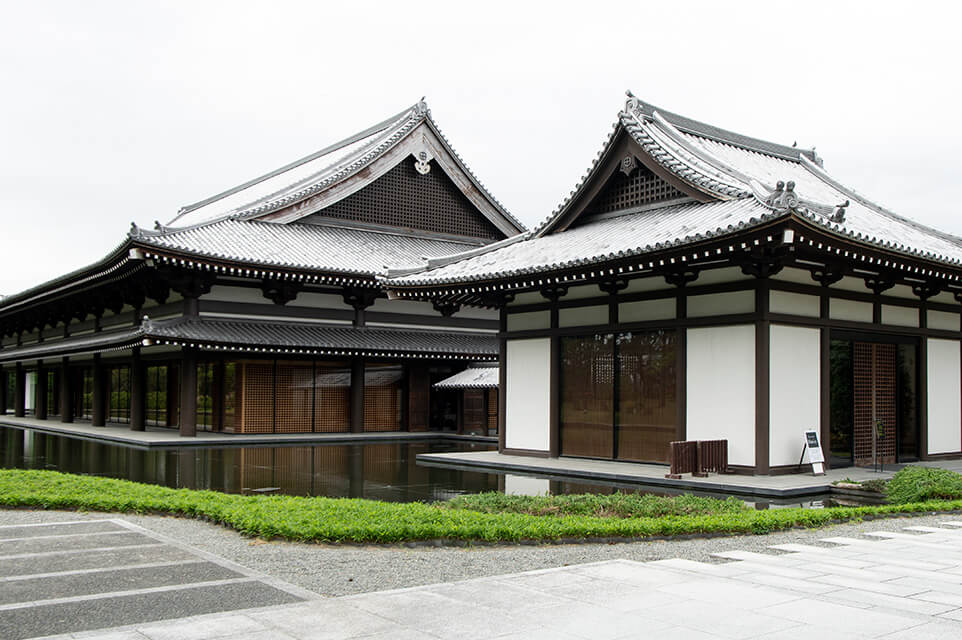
625,91 -> 645,118
619,155 -> 639,177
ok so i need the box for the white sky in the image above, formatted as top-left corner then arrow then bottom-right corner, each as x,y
1,0 -> 960,296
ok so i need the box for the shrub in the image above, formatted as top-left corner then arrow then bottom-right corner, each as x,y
886,466 -> 962,504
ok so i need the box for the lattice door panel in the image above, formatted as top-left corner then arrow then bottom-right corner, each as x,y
240,363 -> 274,433
275,363 -> 314,433
462,389 -> 486,434
853,342 -> 897,465
487,388 -> 498,434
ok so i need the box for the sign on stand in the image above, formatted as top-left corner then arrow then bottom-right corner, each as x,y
799,429 -> 825,475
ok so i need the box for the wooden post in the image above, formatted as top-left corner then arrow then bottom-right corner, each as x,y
179,348 -> 197,437
14,362 -> 26,417
212,361 -> 224,432
130,348 -> 145,432
0,368 -> 7,415
35,362 -> 48,420
60,357 -> 73,423
91,355 -> 106,426
754,281 -> 771,475
350,358 -> 365,433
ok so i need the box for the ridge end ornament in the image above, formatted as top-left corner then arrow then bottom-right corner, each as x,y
765,180 -> 799,211
625,91 -> 644,118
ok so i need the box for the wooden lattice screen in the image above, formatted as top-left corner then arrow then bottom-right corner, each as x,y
364,365 -> 402,431
275,363 -> 313,433
583,164 -> 685,218
314,365 -> 350,433
487,387 -> 498,434
853,342 -> 897,465
309,158 -> 502,239
240,362 -> 274,433
462,389 -> 485,434
407,365 -> 430,432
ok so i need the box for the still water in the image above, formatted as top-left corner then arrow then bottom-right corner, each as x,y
0,427 -> 844,507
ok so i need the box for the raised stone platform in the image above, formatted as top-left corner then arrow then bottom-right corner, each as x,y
0,415 -> 496,449
416,450 -> 907,498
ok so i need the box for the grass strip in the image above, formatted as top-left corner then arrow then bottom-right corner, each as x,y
2,469 -> 962,544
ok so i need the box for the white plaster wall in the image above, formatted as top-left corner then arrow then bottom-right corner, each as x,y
771,267 -> 815,286
619,298 -> 675,323
202,285 -> 266,304
928,310 -> 959,332
686,325 -> 755,467
506,291 -> 544,307
830,298 -> 873,323
564,284 -> 605,300
621,277 -> 669,294
558,305 -> 608,328
769,291 -> 819,318
687,291 -> 754,318
695,266 -> 754,286
882,305 -> 918,328
830,276 -> 870,294
769,325 -> 821,467
927,338 -> 962,455
505,338 -> 551,452
507,311 -> 550,332
504,475 -> 550,496
25,372 -> 36,411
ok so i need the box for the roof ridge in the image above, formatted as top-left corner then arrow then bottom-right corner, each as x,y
170,102 -> 422,225
799,154 -> 962,249
627,91 -> 816,162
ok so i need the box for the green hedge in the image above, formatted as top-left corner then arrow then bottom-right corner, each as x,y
1,469 -> 961,544
887,466 -> 962,504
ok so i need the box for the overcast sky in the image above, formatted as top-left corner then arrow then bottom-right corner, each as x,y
1,1 -> 960,296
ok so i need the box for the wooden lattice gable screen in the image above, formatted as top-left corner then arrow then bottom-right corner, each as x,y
577,163 -> 686,222
304,158 -> 503,240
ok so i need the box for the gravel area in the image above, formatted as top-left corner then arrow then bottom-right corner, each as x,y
1,508 -> 957,597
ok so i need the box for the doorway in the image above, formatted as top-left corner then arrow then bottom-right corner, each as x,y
829,334 -> 919,468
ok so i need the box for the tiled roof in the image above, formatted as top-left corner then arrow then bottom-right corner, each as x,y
146,317 -> 497,359
135,219 -> 480,275
433,366 -> 499,389
166,100 -> 523,233
0,327 -> 144,363
386,93 -> 962,287
0,317 -> 498,363
387,198 -> 778,285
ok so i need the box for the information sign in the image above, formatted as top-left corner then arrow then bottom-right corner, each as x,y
801,429 -> 825,475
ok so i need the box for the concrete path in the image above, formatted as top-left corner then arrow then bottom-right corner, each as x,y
28,520 -> 962,639
0,519 -> 318,640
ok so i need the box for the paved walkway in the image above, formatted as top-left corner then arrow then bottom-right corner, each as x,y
0,519 -> 318,640
0,416 -> 494,448
19,519 -> 962,639
418,450 -> 962,498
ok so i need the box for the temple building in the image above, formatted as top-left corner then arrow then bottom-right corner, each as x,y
386,92 -> 962,474
0,101 -> 523,436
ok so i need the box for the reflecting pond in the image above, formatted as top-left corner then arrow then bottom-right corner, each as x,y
0,427 -> 860,507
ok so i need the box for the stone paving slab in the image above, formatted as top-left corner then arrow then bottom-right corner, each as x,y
40,520 -> 962,640
0,519 -> 316,640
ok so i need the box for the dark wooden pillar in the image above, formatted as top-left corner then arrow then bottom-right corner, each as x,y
498,307 -> 507,453
819,294 -> 831,469
35,362 -> 48,420
350,358 -> 365,433
212,361 -> 224,432
406,364 -> 429,432
60,357 -> 73,423
0,368 -> 7,415
91,355 -> 106,426
754,280 -> 771,475
130,348 -> 146,431
14,362 -> 25,417
165,364 -> 178,427
548,336 -> 560,457
179,348 -> 197,437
